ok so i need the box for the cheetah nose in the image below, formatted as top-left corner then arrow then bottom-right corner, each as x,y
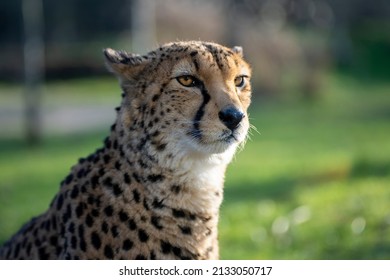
218,106 -> 245,130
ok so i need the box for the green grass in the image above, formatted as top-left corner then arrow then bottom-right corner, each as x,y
1,73 -> 390,259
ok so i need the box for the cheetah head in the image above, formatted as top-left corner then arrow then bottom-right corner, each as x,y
104,41 -> 252,162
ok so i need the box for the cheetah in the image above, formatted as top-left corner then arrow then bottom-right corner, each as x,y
0,41 -> 252,260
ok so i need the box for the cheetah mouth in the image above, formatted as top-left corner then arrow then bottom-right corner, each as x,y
219,131 -> 239,143
188,129 -> 240,144
185,127 -> 245,154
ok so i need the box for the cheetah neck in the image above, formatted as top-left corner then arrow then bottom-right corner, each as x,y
106,121 -> 230,215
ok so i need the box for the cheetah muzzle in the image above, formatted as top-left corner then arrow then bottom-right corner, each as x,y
0,41 -> 252,260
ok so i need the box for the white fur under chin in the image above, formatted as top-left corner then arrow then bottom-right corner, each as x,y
177,139 -> 237,185
156,134 -> 242,214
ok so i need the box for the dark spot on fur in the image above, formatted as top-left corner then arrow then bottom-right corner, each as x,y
62,204 -> 72,223
152,198 -> 165,209
87,195 -> 94,205
104,137 -> 112,149
38,248 -> 49,259
172,209 -> 186,218
170,185 -> 181,194
103,177 -> 112,186
101,222 -> 109,234
71,236 -> 77,249
111,226 -> 119,237
103,177 -> 123,196
201,215 -> 212,222
119,210 -> 129,222
179,226 -> 192,235
34,238 -> 41,247
85,214 -> 94,227
161,241 -> 171,254
70,186 -> 79,199
135,254 -> 146,260
65,174 -> 73,185
133,173 -> 141,183
150,250 -> 156,260
77,169 -> 85,179
103,154 -> 111,164
151,130 -> 160,137
143,199 -> 150,211
128,219 -> 137,231
104,245 -> 114,259
156,143 -> 167,151
147,174 -> 165,182
49,236 -> 58,246
138,159 -> 148,169
172,246 -> 182,258
56,194 -> 64,210
131,189 -> 143,204
26,243 -> 32,255
122,239 -> 133,251
112,184 -> 123,196
104,205 -> 114,217
13,243 -> 20,258
91,231 -> 101,250
68,222 -> 75,233
44,219 -> 51,231
91,208 -> 99,217
138,229 -> 149,242
124,173 -> 131,184
151,216 -> 163,230
80,185 -> 87,193
78,225 -> 86,252
113,140 -> 118,149
51,216 -> 57,230
92,155 -> 100,163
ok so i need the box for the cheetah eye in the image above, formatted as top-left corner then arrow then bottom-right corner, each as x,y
176,75 -> 199,87
234,76 -> 246,88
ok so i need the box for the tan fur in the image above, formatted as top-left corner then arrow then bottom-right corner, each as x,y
0,41 -> 252,259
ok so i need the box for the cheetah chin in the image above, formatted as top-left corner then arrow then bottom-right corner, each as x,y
0,41 -> 252,260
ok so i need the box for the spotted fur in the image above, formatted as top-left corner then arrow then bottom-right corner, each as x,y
0,41 -> 252,259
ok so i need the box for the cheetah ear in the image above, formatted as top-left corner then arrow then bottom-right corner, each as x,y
103,48 -> 148,81
232,46 -> 244,57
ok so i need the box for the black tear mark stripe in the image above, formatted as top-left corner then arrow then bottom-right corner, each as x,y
192,86 -> 210,140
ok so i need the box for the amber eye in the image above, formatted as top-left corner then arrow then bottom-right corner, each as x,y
234,76 -> 245,87
177,75 -> 197,87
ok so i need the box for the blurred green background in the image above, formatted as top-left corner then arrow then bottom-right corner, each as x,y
1,0 -> 389,259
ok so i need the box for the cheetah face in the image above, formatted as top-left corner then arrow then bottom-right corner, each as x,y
104,41 -> 251,156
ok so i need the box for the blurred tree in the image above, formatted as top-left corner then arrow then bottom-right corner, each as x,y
22,0 -> 45,145
131,0 -> 156,53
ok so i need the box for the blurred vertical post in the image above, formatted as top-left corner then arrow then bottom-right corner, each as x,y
22,0 -> 45,145
130,0 -> 156,53
224,0 -> 241,47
